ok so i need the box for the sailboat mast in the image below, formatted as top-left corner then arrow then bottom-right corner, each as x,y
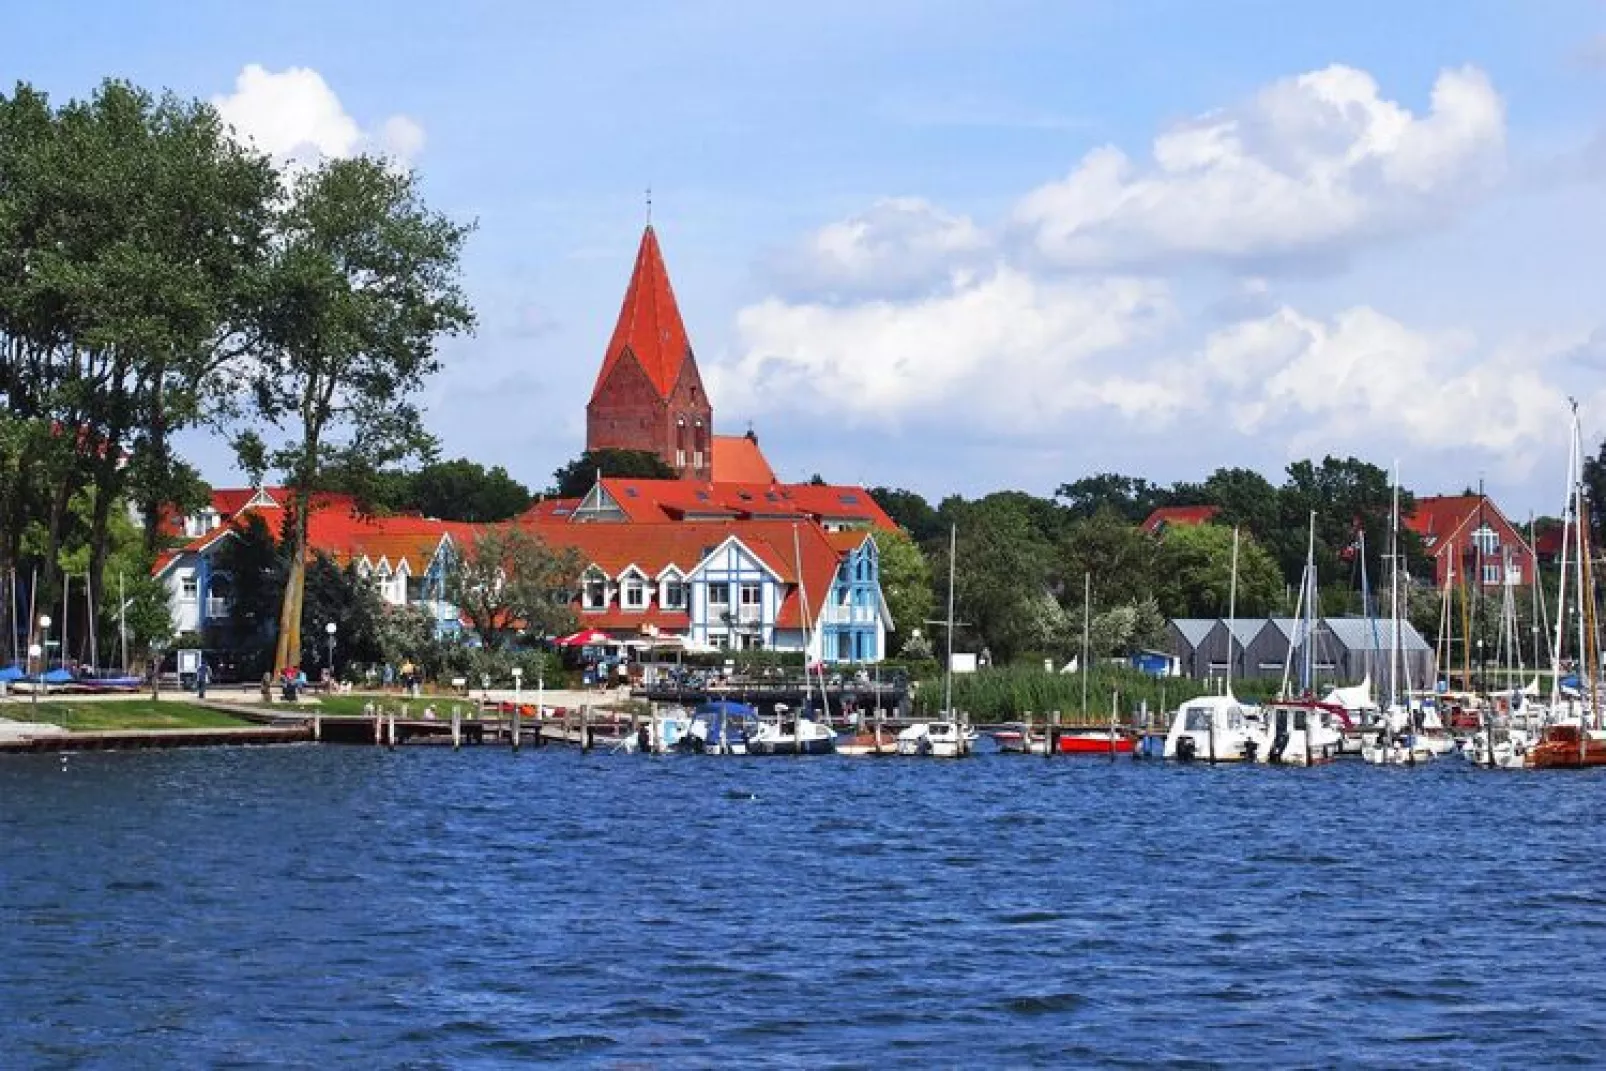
1226,528 -> 1240,698
943,523 -> 956,720
119,572 -> 128,672
61,573 -> 69,671
1080,571 -> 1090,715
86,571 -> 97,670
1303,510 -> 1317,694
1390,470 -> 1401,712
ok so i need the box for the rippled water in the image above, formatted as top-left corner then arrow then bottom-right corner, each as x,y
3,746 -> 1606,1068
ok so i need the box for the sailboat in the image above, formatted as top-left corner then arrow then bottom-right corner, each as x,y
1526,403 -> 1606,768
1260,512 -> 1343,765
1363,468 -> 1437,765
896,523 -> 974,758
1166,528 -> 1265,761
747,526 -> 837,756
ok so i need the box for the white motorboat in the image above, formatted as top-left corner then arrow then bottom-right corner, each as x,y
1260,699 -> 1343,765
1164,695 -> 1263,762
747,705 -> 836,755
896,720 -> 976,757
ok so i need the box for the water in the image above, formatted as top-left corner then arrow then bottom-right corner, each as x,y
3,747 -> 1606,1068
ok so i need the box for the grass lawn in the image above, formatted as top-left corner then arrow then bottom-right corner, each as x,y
15,701 -> 254,731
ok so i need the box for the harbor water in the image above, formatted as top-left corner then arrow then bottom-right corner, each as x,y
3,746 -> 1605,1067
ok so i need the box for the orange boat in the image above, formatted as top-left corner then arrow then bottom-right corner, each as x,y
1054,730 -> 1135,754
1527,724 -> 1606,768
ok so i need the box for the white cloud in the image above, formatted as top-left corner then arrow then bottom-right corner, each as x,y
1203,305 -> 1600,475
715,266 -> 1181,427
1014,65 -> 1504,268
770,197 -> 989,298
213,64 -> 426,169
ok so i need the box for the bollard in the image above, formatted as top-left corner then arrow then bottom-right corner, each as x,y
511,699 -> 521,753
313,713 -> 321,742
582,706 -> 592,752
451,706 -> 462,750
374,707 -> 383,746
387,711 -> 397,749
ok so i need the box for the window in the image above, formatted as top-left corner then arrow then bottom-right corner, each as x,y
622,573 -> 646,609
739,582 -> 761,607
709,584 -> 730,608
663,579 -> 686,609
1472,525 -> 1499,555
180,575 -> 198,601
583,570 -> 608,610
1483,563 -> 1501,585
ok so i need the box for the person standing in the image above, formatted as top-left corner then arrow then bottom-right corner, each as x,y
196,659 -> 212,700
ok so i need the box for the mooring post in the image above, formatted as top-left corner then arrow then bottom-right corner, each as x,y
1048,710 -> 1060,758
631,708 -> 641,753
312,713 -> 321,743
582,705 -> 592,752
373,706 -> 383,746
451,706 -> 462,750
511,699 -> 521,753
386,711 -> 397,750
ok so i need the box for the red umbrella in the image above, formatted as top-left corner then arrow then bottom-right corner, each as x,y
556,629 -> 612,647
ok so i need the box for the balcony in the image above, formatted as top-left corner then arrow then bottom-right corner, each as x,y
205,596 -> 230,619
737,605 -> 762,624
823,605 -> 876,625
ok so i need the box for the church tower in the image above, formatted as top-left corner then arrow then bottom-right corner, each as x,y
585,225 -> 714,480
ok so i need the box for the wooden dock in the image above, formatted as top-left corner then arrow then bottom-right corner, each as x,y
0,725 -> 312,754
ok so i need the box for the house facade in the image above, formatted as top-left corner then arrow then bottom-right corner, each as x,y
1167,615 -> 1435,689
1404,494 -> 1536,589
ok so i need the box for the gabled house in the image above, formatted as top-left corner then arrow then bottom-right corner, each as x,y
562,476 -> 897,531
530,519 -> 892,662
1404,494 -> 1535,589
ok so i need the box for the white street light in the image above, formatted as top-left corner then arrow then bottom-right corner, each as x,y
324,621 -> 337,677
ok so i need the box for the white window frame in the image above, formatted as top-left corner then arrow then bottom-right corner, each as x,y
620,569 -> 648,611
708,583 -> 730,609
180,574 -> 198,602
662,577 -> 686,610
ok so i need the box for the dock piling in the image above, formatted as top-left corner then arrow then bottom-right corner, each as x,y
451,706 -> 462,750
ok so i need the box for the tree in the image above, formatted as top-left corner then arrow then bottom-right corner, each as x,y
936,494 -> 1058,663
446,527 -> 583,649
550,449 -> 673,499
871,528 -> 933,638
1274,456 -> 1409,592
406,458 -> 530,521
1200,467 -> 1279,541
1153,524 -> 1284,619
1055,472 -> 1173,523
1057,509 -> 1156,608
212,512 -> 285,665
243,156 -> 474,672
867,487 -> 941,544
298,553 -> 384,672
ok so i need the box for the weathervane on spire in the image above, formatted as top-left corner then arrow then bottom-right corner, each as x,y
646,185 -> 652,226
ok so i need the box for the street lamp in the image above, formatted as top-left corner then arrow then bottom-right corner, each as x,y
36,615 -> 51,698
325,622 -> 337,678
512,665 -> 523,708
27,643 -> 41,712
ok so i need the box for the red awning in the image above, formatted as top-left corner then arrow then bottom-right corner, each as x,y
555,629 -> 614,647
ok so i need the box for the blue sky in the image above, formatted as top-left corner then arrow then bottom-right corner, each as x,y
8,1 -> 1606,513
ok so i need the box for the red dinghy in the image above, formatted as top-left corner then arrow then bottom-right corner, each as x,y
1055,730 -> 1134,754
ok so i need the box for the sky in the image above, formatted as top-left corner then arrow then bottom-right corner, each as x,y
7,0 -> 1606,515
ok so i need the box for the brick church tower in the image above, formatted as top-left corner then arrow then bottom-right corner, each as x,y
585,225 -> 713,480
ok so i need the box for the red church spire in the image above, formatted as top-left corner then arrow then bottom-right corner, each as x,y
589,225 -> 694,403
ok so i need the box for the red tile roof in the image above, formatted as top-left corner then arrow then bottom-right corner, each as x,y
1402,495 -> 1482,550
712,433 -> 777,483
1140,505 -> 1219,534
583,478 -> 896,529
590,225 -> 693,402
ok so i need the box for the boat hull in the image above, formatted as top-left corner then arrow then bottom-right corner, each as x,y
747,736 -> 836,756
1054,732 -> 1134,755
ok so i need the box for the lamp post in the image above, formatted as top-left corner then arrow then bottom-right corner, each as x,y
512,665 -> 523,708
36,614 -> 51,698
325,622 -> 337,681
1476,638 -> 1485,695
27,643 -> 41,713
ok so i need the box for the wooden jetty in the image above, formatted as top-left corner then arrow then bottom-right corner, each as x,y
0,725 -> 311,754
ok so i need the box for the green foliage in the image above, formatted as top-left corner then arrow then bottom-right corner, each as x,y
1152,524 -> 1285,619
298,554 -> 385,671
1057,509 -> 1157,607
550,449 -> 674,499
871,527 -> 932,637
920,664 -> 1211,722
406,459 -> 530,521
868,487 -> 941,543
1055,473 -> 1174,524
445,527 -> 582,649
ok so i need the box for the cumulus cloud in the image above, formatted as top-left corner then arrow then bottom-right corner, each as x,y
213,64 -> 426,169
1013,65 -> 1505,269
1203,305 -> 1598,470
768,197 -> 990,299
715,266 -> 1181,427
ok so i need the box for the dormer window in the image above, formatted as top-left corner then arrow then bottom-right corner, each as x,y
582,568 -> 608,610
620,569 -> 647,610
1471,525 -> 1499,555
